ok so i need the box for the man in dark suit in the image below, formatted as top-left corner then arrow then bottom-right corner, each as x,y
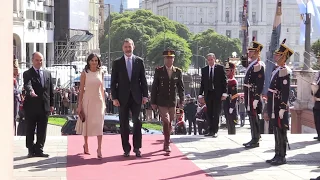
199,53 -> 227,138
23,52 -> 54,158
111,38 -> 148,157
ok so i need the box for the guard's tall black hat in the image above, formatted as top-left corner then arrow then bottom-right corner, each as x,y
248,36 -> 263,52
274,39 -> 294,60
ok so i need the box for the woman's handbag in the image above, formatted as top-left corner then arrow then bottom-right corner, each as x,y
75,110 -> 85,134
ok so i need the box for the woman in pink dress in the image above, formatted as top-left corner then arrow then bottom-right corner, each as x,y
77,53 -> 105,159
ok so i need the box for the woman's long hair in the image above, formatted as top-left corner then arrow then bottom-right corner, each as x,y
84,53 -> 101,73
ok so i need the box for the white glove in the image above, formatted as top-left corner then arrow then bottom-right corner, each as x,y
229,108 -> 233,114
253,100 -> 259,109
311,84 -> 319,94
279,109 -> 285,119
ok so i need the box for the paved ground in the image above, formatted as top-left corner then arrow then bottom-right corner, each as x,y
14,136 -> 67,180
13,132 -> 320,180
46,124 -> 62,136
173,134 -> 320,180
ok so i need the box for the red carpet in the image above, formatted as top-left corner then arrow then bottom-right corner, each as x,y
67,135 -> 212,180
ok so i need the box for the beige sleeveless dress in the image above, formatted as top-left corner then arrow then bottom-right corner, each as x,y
81,69 -> 105,136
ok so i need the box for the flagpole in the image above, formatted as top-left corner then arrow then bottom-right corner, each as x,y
263,0 -> 282,95
241,0 -> 249,66
304,0 -> 311,70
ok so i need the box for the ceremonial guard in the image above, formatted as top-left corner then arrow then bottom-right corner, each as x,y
311,54 -> 320,141
266,39 -> 293,165
223,62 -> 239,134
151,50 -> 184,152
242,37 -> 265,148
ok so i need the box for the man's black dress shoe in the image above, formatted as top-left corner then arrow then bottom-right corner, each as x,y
204,133 -> 214,137
133,149 -> 141,157
34,153 -> 49,157
123,152 -> 130,157
27,153 -> 34,158
244,142 -> 259,148
27,149 -> 34,158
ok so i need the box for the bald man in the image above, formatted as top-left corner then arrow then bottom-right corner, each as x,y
23,52 -> 54,158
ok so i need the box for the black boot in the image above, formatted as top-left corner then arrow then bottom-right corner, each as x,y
266,154 -> 278,163
271,156 -> 286,165
271,128 -> 287,165
267,127 -> 280,163
243,116 -> 254,146
245,115 -> 260,148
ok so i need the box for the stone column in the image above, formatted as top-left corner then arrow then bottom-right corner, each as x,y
258,0 -> 261,22
222,0 -> 226,22
0,1 -> 13,179
217,0 -> 222,21
291,70 -> 317,133
235,0 -> 239,22
46,43 -> 53,66
293,70 -> 316,110
248,0 -> 252,22
40,43 -> 46,68
262,0 -> 266,22
232,0 -> 235,22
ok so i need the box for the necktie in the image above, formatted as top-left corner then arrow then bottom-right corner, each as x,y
127,58 -> 132,80
209,67 -> 213,90
37,70 -> 44,87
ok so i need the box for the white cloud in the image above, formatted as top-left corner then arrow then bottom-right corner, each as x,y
127,0 -> 139,8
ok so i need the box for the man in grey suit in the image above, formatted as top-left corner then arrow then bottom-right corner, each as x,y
23,52 -> 54,158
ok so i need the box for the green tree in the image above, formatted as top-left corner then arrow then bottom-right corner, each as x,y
312,39 -> 320,56
147,32 -> 192,71
99,9 -> 192,68
190,29 -> 241,68
311,39 -> 320,70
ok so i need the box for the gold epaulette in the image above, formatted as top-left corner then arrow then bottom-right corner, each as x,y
279,67 -> 292,77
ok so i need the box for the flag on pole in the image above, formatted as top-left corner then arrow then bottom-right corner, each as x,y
311,0 -> 320,31
263,0 -> 282,95
296,0 -> 316,45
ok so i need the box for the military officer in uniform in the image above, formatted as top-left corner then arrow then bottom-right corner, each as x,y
223,62 -> 239,135
151,50 -> 184,152
266,39 -> 293,165
242,37 -> 265,148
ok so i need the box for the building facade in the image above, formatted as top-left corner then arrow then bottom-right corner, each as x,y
142,0 -> 318,65
54,0 -> 100,63
88,0 -> 100,54
14,0 -> 55,68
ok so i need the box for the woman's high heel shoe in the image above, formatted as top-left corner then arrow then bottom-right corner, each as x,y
83,145 -> 90,155
97,149 -> 102,159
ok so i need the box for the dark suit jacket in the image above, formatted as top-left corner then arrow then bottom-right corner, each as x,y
199,64 -> 227,102
150,66 -> 184,107
23,67 -> 54,113
111,55 -> 148,105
